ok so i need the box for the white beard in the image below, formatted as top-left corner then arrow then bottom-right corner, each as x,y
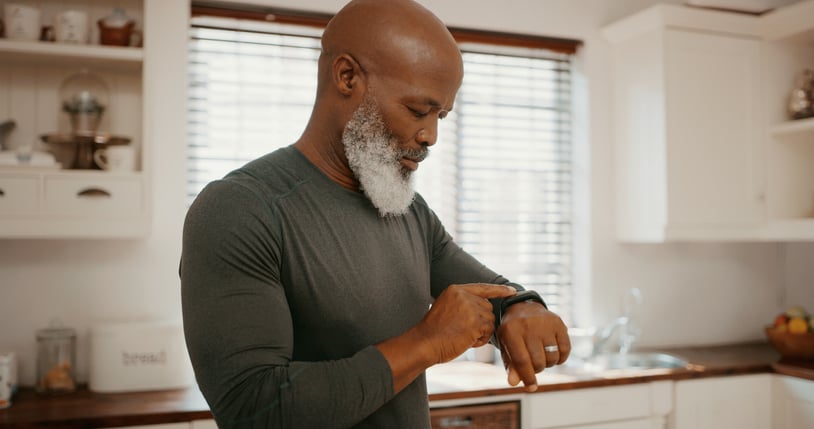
342,95 -> 426,217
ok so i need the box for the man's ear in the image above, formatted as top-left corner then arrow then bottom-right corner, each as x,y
332,54 -> 365,96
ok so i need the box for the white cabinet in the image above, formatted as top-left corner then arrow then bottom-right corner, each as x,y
761,0 -> 814,240
672,374 -> 772,429
604,2 -> 814,242
772,375 -> 814,428
0,170 -> 146,237
523,381 -> 672,429
0,0 -> 150,239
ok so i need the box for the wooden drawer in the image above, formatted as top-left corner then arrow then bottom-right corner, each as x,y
43,175 -> 143,216
0,175 -> 39,214
430,401 -> 519,429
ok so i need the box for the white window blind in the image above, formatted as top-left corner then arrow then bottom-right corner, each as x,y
188,17 -> 574,323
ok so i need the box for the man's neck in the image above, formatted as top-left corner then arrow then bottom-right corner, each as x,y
294,137 -> 360,192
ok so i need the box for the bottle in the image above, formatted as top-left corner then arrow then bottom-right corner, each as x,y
35,322 -> 77,394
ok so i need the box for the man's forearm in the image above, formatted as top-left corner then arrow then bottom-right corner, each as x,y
376,324 -> 437,394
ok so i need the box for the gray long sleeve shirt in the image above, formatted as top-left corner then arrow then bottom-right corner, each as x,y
180,145 -> 514,428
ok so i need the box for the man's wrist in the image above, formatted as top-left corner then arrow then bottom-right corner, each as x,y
499,290 -> 546,323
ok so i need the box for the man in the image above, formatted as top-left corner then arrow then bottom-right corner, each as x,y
180,0 -> 571,427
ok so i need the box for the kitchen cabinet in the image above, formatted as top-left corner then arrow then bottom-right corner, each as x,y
603,2 -> 814,242
772,374 -> 814,428
522,381 -> 672,429
761,0 -> 814,240
0,0 -> 150,238
430,401 -> 519,429
672,374 -> 772,429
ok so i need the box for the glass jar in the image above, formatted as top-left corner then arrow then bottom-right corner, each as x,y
59,69 -> 109,135
35,324 -> 77,394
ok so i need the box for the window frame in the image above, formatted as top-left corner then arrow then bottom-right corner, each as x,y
187,2 -> 584,325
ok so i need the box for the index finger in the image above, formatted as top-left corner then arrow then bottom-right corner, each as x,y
457,284 -> 518,299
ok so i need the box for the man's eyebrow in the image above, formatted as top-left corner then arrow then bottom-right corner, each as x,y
420,98 -> 454,112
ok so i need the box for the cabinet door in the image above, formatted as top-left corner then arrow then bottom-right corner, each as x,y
673,374 -> 771,429
430,401 -> 519,429
664,29 -> 764,229
190,420 -> 219,429
551,417 -> 655,429
773,375 -> 814,428
526,384 -> 653,428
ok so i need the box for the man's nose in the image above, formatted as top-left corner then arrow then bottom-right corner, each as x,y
417,119 -> 438,147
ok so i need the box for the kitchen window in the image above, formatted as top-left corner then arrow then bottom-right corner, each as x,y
186,7 -> 579,324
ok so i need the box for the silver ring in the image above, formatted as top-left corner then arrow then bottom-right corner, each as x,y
544,345 -> 559,353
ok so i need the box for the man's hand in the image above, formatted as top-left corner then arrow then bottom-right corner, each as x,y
417,284 -> 517,364
377,284 -> 516,394
497,302 -> 570,392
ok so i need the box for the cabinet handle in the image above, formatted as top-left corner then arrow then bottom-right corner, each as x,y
0,188 -> 4,197
77,188 -> 112,198
439,416 -> 472,427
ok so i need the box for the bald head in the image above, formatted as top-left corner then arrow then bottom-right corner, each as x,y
296,0 -> 463,193
319,0 -> 462,92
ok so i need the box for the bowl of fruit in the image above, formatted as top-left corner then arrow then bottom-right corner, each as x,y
765,306 -> 814,360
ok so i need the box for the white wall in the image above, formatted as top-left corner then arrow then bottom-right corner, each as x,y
0,0 -> 810,386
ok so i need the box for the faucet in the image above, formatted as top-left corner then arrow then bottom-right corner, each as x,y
591,288 -> 642,356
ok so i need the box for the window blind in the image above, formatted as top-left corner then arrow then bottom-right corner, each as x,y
188,17 -> 573,323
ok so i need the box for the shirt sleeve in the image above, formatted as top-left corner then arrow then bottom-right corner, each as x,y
180,180 -> 394,429
417,196 -> 528,345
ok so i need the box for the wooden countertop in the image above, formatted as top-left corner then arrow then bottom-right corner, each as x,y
1,342 -> 811,428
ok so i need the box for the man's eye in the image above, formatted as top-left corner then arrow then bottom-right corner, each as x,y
408,107 -> 430,118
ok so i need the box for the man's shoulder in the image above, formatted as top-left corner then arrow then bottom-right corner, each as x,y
223,146 -> 312,198
189,146 -> 316,214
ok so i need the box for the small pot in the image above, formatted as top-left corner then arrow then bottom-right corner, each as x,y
98,20 -> 135,46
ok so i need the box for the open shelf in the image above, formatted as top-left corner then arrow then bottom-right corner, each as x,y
770,117 -> 814,138
0,39 -> 143,71
766,218 -> 814,240
760,0 -> 814,44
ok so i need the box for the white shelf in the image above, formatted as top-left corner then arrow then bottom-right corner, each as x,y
0,39 -> 143,71
760,0 -> 814,43
769,117 -> 814,137
766,218 -> 814,240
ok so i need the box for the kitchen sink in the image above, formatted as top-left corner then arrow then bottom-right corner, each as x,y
581,352 -> 690,371
549,352 -> 691,376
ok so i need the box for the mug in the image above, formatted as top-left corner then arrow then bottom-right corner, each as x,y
94,146 -> 136,171
54,10 -> 88,44
4,3 -> 41,41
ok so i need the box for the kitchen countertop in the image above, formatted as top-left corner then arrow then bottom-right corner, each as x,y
1,342 -> 811,428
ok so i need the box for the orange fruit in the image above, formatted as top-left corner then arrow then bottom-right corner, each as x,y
788,317 -> 808,334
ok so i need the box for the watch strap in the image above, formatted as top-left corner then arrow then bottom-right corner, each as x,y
499,290 -> 547,323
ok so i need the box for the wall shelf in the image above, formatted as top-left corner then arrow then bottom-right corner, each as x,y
0,0 -> 149,239
0,39 -> 143,71
770,117 -> 814,138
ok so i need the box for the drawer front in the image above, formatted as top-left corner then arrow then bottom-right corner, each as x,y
431,401 -> 519,429
43,176 -> 142,216
0,176 -> 39,214
527,384 -> 651,428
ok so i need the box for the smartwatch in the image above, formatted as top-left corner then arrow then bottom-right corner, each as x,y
499,290 -> 547,322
